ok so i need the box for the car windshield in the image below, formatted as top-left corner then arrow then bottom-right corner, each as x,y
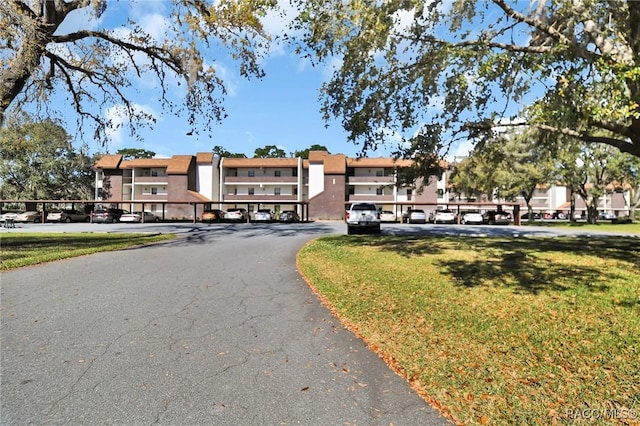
352,204 -> 376,211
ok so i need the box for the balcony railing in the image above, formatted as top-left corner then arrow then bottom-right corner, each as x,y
348,195 -> 394,202
224,177 -> 298,184
223,195 -> 298,201
132,176 -> 169,184
348,176 -> 395,184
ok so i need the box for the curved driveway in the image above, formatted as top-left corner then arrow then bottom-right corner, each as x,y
1,222 -> 451,425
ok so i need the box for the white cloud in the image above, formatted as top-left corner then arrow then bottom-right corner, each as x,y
105,103 -> 158,147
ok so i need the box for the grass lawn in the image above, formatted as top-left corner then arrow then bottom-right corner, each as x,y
1,232 -> 176,270
297,235 -> 640,425
520,221 -> 640,234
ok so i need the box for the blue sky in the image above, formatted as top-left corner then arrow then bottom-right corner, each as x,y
55,1 -> 399,160
53,0 -> 532,161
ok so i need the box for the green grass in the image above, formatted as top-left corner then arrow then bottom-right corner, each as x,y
1,232 -> 176,270
520,221 -> 640,234
297,235 -> 640,425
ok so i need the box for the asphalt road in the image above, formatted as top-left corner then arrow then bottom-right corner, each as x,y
1,222 -> 452,425
2,220 -> 637,425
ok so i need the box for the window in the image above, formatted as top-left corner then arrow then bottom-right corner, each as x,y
406,189 -> 412,201
274,170 -> 281,177
293,187 -> 298,195
292,168 -> 298,177
151,187 -> 158,195
347,168 -> 355,176
151,170 -> 158,177
376,187 -> 383,195
248,170 -> 255,177
274,187 -> 281,195
376,170 -> 383,177
437,188 -> 444,197
151,204 -> 157,213
348,186 -> 355,195
248,188 -> 255,195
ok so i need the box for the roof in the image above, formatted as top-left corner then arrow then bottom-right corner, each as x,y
93,154 -> 123,169
308,151 -> 346,174
121,158 -> 172,169
165,155 -> 194,174
196,152 -> 214,164
187,190 -> 211,202
222,157 -> 299,168
346,157 -> 413,168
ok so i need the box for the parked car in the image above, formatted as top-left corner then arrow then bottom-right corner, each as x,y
408,209 -> 427,224
225,208 -> 249,222
599,211 -> 616,220
91,208 -> 127,223
345,202 -> 381,234
279,210 -> 300,222
1,211 -> 21,223
552,212 -> 567,220
47,209 -> 89,223
520,212 -> 542,220
254,209 -> 273,222
119,211 -> 160,223
430,209 -> 457,224
460,211 -> 483,225
202,209 -> 224,223
15,211 -> 43,223
483,210 -> 512,225
379,210 -> 397,223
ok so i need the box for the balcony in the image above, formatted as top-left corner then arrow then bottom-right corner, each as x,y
132,176 -> 169,184
224,176 -> 298,184
348,195 -> 394,202
348,176 -> 395,184
223,195 -> 298,202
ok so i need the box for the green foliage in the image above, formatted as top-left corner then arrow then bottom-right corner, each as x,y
292,144 -> 329,159
116,148 -> 156,160
0,0 -> 278,145
253,144 -> 286,158
291,0 -> 640,160
212,145 -> 246,158
450,128 -> 555,209
0,117 -> 96,200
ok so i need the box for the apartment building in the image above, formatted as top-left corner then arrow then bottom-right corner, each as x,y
94,151 -> 631,220
93,151 -> 445,220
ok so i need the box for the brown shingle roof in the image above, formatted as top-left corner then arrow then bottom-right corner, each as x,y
188,190 -> 211,201
308,151 -> 346,174
121,158 -> 172,169
93,154 -> 123,170
222,157 -> 299,168
166,155 -> 194,174
196,152 -> 214,164
346,157 -> 413,168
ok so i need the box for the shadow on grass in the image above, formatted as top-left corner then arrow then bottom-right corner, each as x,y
336,234 -> 640,297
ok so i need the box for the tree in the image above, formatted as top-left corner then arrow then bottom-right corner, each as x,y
212,145 -> 246,158
0,116 -> 96,200
554,140 -> 619,224
292,0 -> 640,161
116,148 -> 156,160
609,152 -> 640,221
292,144 -> 329,159
0,0 -> 277,144
254,144 -> 286,158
